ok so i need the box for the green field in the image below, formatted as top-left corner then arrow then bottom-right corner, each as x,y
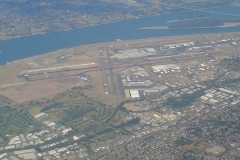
0,95 -> 15,107
165,90 -> 205,108
219,58 -> 240,72
96,129 -> 124,142
25,87 -> 138,143
27,87 -> 112,133
0,106 -> 38,145
192,147 -> 203,154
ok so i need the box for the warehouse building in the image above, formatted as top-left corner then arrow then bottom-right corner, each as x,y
34,112 -> 48,120
129,90 -> 140,98
151,64 -> 180,72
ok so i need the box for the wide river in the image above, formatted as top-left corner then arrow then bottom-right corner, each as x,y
0,5 -> 240,65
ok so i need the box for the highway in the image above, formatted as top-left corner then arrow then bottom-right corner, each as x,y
98,49 -> 109,94
86,96 -> 229,160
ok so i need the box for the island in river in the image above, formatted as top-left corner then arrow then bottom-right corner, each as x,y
0,5 -> 240,65
139,22 -> 240,30
167,16 -> 210,23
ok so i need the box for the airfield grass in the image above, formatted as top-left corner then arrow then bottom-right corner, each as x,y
106,72 -> 114,94
212,47 -> 237,59
1,32 -> 240,147
0,62 -> 28,85
83,70 -> 123,106
198,70 -> 215,78
0,32 -> 239,104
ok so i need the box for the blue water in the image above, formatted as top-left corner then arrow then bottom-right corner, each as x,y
0,5 -> 240,65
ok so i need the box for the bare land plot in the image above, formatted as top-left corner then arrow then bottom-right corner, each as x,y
0,77 -> 86,103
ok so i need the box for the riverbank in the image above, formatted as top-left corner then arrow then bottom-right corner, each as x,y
0,11 -> 188,41
138,22 -> 240,30
167,16 -> 210,23
4,31 -> 240,66
0,4 -> 234,41
0,5 -> 240,65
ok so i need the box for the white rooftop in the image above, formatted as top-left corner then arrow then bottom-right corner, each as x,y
34,112 -> 48,119
151,64 -> 179,71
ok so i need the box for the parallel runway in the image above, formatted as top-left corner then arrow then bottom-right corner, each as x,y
98,50 -> 109,94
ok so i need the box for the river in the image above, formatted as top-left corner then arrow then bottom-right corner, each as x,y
0,5 -> 240,65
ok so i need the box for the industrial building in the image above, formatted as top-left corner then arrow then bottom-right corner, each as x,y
14,149 -> 36,160
151,64 -> 180,72
34,112 -> 48,120
129,90 -> 140,98
111,48 -> 156,59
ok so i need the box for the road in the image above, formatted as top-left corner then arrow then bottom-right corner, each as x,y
86,99 -> 228,160
98,49 -> 109,94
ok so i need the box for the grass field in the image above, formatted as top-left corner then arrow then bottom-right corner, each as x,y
1,32 -> 238,146
110,110 -> 129,126
83,70 -> 123,106
177,141 -> 212,154
219,58 -> 240,72
26,86 -> 113,133
0,62 -> 28,85
27,106 -> 43,117
191,147 -> 203,154
0,107 -> 38,145
0,76 -> 89,103
96,130 -> 123,142
0,95 -> 15,107
25,85 -> 135,143
0,32 -> 238,104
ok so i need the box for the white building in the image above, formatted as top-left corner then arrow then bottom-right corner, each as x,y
34,112 -> 48,120
129,90 -> 140,98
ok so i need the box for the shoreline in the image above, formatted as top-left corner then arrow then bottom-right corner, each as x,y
138,23 -> 240,30
3,31 -> 240,66
167,16 -> 210,23
0,11 -> 187,41
0,4 -> 236,41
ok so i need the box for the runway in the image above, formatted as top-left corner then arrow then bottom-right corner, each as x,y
98,49 -> 109,94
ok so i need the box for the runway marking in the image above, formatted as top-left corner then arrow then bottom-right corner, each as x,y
23,63 -> 96,73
